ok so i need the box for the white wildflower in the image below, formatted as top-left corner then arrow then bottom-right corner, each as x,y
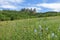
55,35 -> 58,38
45,27 -> 48,31
34,29 -> 37,33
39,25 -> 43,31
39,25 -> 42,28
51,32 -> 55,37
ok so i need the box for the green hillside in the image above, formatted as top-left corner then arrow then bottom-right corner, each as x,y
0,9 -> 60,21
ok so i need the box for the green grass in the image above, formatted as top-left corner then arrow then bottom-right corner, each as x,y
0,16 -> 60,40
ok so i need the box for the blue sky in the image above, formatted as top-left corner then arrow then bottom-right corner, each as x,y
0,0 -> 60,12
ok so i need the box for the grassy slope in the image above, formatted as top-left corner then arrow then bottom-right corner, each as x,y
0,16 -> 60,40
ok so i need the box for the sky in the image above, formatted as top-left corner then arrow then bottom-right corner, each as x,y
0,0 -> 60,12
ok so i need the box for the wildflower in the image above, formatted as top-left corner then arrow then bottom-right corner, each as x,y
34,29 -> 37,33
55,35 -> 58,38
58,27 -> 60,32
45,27 -> 48,31
39,25 -> 42,28
39,25 -> 43,31
51,32 -> 55,37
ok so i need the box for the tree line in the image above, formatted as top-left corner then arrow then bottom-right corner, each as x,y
0,8 -> 60,21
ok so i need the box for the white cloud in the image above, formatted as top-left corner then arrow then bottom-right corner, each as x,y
52,9 -> 60,12
37,3 -> 60,12
37,3 -> 60,9
0,0 -> 25,10
0,5 -> 17,9
7,0 -> 25,4
0,0 -> 24,4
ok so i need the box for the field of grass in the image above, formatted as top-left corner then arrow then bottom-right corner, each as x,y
0,16 -> 60,40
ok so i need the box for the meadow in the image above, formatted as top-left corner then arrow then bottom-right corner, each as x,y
0,16 -> 60,40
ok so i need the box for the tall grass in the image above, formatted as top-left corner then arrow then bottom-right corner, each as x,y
0,16 -> 60,40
